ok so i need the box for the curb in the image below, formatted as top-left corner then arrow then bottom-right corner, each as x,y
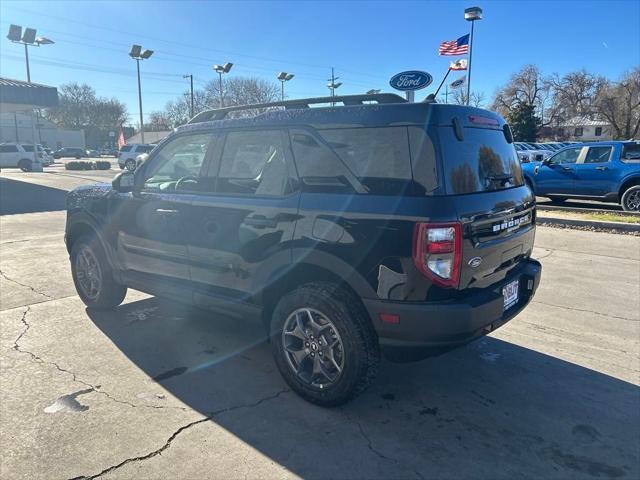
537,205 -> 640,218
537,216 -> 640,233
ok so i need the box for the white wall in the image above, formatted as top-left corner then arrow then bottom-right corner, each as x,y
0,112 -> 85,148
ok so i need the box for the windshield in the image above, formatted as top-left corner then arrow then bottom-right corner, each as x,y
437,126 -> 524,194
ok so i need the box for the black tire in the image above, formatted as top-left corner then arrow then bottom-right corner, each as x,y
18,158 -> 32,172
621,185 -> 640,212
75,155 -> 81,159
270,282 -> 379,407
548,196 -> 567,203
70,234 -> 127,309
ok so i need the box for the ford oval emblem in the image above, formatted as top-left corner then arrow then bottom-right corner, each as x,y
389,71 -> 433,91
468,257 -> 482,268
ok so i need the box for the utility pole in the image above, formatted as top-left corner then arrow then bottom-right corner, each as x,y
327,67 -> 342,105
183,74 -> 194,118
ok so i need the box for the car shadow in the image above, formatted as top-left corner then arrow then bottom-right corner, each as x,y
0,177 -> 67,215
86,297 -> 639,479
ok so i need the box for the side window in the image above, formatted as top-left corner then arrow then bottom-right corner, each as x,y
216,130 -> 289,196
622,143 -> 640,161
0,145 -> 19,153
290,130 -> 362,193
550,147 -> 582,165
120,145 -> 132,152
319,127 -> 413,195
583,146 -> 612,164
143,133 -> 212,191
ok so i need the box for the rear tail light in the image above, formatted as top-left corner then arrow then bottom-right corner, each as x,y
412,222 -> 462,288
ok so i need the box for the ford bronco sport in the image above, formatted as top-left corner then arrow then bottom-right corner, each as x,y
65,94 -> 542,406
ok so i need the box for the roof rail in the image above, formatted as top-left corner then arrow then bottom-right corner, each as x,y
188,93 -> 407,123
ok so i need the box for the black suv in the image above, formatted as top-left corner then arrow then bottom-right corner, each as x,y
65,94 -> 541,406
54,147 -> 88,159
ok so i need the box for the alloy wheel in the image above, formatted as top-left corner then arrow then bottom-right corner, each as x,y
281,308 -> 345,389
624,190 -> 640,211
75,245 -> 103,301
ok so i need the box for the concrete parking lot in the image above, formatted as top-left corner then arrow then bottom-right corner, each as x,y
1,169 -> 639,480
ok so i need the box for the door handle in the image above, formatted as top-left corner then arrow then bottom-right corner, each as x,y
561,166 -> 573,171
243,215 -> 278,228
595,166 -> 609,171
155,208 -> 179,214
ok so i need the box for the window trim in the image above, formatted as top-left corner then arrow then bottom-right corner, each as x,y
549,147 -> 584,165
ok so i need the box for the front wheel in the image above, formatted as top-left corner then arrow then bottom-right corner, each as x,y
124,159 -> 136,171
270,282 -> 379,407
621,186 -> 640,212
70,235 -> 127,309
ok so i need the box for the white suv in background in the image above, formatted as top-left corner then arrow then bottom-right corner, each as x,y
0,143 -> 52,171
118,144 -> 156,170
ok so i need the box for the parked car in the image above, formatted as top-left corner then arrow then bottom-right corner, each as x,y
53,147 -> 88,159
522,141 -> 640,211
0,143 -> 50,171
117,144 -> 156,170
100,148 -> 118,157
65,94 -> 542,406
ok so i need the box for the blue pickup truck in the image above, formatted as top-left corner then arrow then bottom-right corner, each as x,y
522,141 -> 640,211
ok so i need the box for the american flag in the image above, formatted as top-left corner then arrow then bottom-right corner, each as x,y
439,34 -> 469,56
117,127 -> 126,150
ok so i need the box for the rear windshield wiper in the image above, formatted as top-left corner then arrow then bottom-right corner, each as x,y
486,174 -> 514,186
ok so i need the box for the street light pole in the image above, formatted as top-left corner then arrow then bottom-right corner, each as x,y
129,44 -> 154,144
464,7 -> 483,106
24,43 -> 31,82
213,63 -> 233,108
327,67 -> 342,106
135,58 -> 144,144
277,72 -> 295,101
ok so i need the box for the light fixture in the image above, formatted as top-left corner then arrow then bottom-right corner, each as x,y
464,6 -> 483,21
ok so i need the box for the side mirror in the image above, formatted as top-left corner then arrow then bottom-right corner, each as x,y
112,171 -> 135,193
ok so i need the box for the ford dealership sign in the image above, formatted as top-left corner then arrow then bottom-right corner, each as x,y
389,71 -> 433,91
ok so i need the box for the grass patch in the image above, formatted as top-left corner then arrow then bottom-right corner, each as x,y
583,213 -> 640,224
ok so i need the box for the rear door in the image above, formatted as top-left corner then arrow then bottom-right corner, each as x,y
533,146 -> 583,195
435,118 -> 536,290
0,144 -> 19,167
187,129 -> 299,308
572,144 -> 619,196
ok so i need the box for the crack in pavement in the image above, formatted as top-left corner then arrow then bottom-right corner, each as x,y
347,414 -> 425,480
0,269 -> 53,299
11,306 -> 187,412
532,300 -> 638,322
68,389 -> 290,480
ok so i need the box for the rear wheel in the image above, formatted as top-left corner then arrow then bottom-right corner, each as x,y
18,158 -> 32,172
70,235 -> 127,309
270,282 -> 379,407
621,185 -> 640,212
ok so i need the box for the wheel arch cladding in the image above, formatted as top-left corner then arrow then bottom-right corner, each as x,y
619,176 -> 640,199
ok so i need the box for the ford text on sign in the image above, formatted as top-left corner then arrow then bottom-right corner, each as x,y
389,71 -> 433,91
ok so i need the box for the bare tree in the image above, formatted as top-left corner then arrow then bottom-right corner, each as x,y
490,65 -> 548,118
45,83 -> 127,129
547,70 -> 607,124
146,111 -> 172,132
595,67 -> 640,139
451,89 -> 485,107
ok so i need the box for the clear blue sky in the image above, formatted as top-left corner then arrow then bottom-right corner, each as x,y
1,0 -> 638,126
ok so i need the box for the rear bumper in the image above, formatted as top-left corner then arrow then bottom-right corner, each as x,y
363,259 -> 542,357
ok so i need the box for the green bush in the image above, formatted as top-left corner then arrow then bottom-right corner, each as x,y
65,161 -> 94,170
95,160 -> 111,170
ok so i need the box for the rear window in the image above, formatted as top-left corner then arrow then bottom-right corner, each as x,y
120,145 -> 132,152
437,126 -> 524,194
622,143 -> 640,162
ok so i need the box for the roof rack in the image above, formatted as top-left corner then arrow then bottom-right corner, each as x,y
188,93 -> 407,123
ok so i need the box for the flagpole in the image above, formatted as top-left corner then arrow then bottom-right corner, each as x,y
434,68 -> 452,98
